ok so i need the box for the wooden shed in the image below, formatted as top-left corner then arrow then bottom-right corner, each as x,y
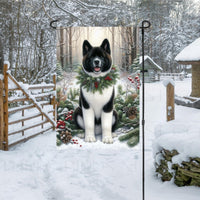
138,55 -> 163,82
175,38 -> 200,97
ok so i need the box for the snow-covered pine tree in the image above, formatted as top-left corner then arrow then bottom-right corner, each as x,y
56,62 -> 63,81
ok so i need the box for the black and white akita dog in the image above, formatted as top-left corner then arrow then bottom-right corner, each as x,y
74,39 -> 118,143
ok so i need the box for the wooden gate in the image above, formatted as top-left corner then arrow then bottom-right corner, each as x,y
0,64 -> 57,150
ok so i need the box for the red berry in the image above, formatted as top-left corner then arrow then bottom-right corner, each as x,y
105,76 -> 112,81
80,145 -> 82,147
65,115 -> 72,121
94,81 -> 99,88
68,110 -> 74,115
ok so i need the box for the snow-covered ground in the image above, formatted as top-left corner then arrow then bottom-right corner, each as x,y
145,78 -> 200,200
0,78 -> 200,200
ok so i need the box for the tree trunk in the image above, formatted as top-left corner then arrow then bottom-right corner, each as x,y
8,18 -> 14,70
69,27 -> 72,70
0,38 -> 4,74
133,26 -> 138,60
60,28 -> 64,69
38,29 -> 44,69
112,27 -> 115,63
65,28 -> 69,68
191,64 -> 200,97
15,1 -> 22,78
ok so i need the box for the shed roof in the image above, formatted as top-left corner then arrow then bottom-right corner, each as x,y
175,38 -> 200,63
139,55 -> 163,71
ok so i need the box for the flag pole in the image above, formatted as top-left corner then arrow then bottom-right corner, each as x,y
140,20 -> 151,200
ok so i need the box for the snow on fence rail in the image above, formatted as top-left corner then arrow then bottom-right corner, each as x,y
0,64 -> 57,151
160,72 -> 184,81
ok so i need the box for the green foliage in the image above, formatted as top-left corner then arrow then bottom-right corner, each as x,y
119,128 -> 139,141
117,85 -> 126,96
76,65 -> 119,94
67,88 -> 79,102
115,84 -> 140,147
127,134 -> 139,147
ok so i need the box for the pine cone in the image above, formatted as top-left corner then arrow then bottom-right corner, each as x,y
125,106 -> 138,119
131,93 -> 138,100
59,130 -> 72,144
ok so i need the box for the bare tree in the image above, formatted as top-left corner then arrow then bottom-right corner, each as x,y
0,38 -> 4,74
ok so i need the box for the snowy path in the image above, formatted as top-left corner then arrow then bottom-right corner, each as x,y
0,79 -> 200,200
0,133 -> 142,200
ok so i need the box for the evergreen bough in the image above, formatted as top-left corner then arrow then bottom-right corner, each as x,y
76,65 -> 119,94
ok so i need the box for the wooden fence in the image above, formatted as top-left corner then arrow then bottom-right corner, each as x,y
160,72 -> 184,81
0,64 -> 57,151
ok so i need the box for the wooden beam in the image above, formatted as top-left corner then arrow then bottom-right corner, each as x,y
8,88 -> 20,91
8,126 -> 52,148
9,120 -> 49,135
8,97 -> 29,103
7,73 -> 55,128
28,85 -> 54,90
9,113 -> 42,125
8,104 -> 34,114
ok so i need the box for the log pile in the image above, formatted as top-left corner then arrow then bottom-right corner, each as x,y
155,148 -> 200,187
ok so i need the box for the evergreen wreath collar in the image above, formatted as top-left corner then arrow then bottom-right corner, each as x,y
76,66 -> 119,94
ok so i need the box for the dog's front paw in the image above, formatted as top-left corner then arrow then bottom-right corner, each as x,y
85,135 -> 96,142
102,136 -> 113,144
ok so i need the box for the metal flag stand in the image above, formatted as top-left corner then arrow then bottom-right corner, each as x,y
140,20 -> 151,200
50,20 -> 58,29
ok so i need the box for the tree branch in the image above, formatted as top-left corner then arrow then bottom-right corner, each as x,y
52,0 -> 82,22
42,0 -> 54,20
76,0 -> 113,11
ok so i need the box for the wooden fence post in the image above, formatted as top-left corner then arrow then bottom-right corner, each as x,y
3,64 -> 9,150
166,82 -> 175,121
0,77 -> 4,150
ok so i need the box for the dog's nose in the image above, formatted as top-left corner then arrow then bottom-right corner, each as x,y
94,60 -> 99,65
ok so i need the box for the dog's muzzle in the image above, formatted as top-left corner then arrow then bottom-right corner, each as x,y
93,58 -> 102,72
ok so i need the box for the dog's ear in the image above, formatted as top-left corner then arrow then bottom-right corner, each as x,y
100,39 -> 110,55
83,40 -> 92,56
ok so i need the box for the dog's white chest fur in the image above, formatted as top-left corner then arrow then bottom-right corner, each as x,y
82,86 -> 113,119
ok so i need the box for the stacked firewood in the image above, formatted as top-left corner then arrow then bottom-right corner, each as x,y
155,148 -> 200,187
